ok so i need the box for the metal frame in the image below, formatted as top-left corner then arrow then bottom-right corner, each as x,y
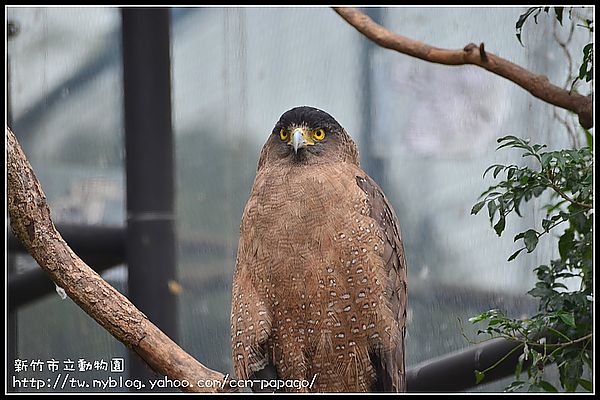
121,7 -> 177,384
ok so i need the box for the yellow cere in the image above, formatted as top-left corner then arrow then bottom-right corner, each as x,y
280,127 -> 325,145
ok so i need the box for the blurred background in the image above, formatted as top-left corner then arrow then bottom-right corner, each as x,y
6,6 -> 592,392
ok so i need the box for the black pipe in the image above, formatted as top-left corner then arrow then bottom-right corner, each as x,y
8,261 -> 119,312
406,337 -> 528,392
8,224 -> 125,259
8,224 -> 125,311
7,224 -> 229,308
121,7 -> 177,385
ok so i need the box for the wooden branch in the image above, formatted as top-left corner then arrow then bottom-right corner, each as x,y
6,126 -> 232,393
333,7 -> 593,129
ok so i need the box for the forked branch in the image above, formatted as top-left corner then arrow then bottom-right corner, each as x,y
333,7 -> 593,129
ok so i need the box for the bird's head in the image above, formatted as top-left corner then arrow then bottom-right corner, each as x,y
257,106 -> 359,170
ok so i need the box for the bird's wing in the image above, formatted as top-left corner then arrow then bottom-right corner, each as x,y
231,263 -> 277,390
355,174 -> 408,392
231,179 -> 283,392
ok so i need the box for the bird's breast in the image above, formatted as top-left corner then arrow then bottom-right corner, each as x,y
241,162 -> 386,309
236,162 -> 395,391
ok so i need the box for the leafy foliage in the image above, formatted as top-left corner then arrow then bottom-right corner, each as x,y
515,7 -> 593,88
575,18 -> 594,85
577,42 -> 593,83
468,8 -> 594,392
515,7 -> 564,45
470,136 -> 593,392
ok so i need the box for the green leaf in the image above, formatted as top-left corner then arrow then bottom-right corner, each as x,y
513,198 -> 523,217
506,380 -> 525,392
584,129 -> 593,148
578,378 -> 592,392
553,7 -> 564,25
538,380 -> 558,392
523,229 -> 539,252
493,165 -> 505,179
579,61 -> 588,80
532,143 -> 546,153
528,286 -> 552,299
494,216 -> 506,236
507,166 -> 517,180
560,358 -> 584,392
559,230 -> 574,259
551,282 -> 568,290
578,44 -> 593,82
515,7 -> 542,45
471,201 -> 486,215
487,200 -> 498,221
469,313 -> 490,324
570,212 -> 589,234
540,152 -> 553,167
475,370 -> 485,385
507,247 -> 525,261
557,311 -> 576,327
532,186 -> 546,197
496,135 -> 521,150
514,231 -> 525,242
496,134 -> 520,143
469,309 -> 501,324
515,357 -> 524,380
483,164 -> 505,178
578,19 -> 593,32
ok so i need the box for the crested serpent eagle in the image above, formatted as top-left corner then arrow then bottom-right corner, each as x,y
231,106 -> 408,392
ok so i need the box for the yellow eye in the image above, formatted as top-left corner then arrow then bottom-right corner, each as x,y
279,129 -> 289,141
313,129 -> 325,141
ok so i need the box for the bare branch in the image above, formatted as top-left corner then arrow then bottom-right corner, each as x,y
6,126 -> 232,393
333,7 -> 593,129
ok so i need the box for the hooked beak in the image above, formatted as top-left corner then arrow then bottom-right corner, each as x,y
291,128 -> 306,154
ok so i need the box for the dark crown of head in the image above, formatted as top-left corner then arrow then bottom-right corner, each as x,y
277,106 -> 342,131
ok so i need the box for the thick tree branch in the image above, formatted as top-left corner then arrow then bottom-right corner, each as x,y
333,7 -> 593,129
6,126 -> 232,393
